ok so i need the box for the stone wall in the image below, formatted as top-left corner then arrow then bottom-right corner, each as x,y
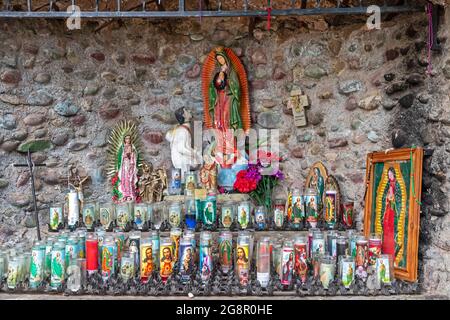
0,10 -> 449,296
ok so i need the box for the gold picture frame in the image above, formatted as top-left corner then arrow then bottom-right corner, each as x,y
363,147 -> 423,282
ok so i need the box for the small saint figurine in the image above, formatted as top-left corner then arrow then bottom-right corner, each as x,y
107,121 -> 141,203
165,107 -> 202,181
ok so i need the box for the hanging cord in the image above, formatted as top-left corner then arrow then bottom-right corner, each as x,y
410,146 -> 422,206
267,0 -> 272,31
426,2 -> 433,75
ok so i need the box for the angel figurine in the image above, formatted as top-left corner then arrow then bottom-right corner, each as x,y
107,121 -> 141,203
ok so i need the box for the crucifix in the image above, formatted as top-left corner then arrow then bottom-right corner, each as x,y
13,149 -> 46,241
287,89 -> 309,127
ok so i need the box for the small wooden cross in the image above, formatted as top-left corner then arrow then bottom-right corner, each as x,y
288,89 -> 309,127
13,150 -> 46,240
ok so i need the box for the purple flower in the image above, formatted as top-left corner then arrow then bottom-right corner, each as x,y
274,170 -> 284,180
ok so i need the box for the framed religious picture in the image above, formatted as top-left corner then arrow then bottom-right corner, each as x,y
363,147 -> 423,282
305,161 -> 328,211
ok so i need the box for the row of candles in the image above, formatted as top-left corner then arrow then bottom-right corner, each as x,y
49,193 -> 355,232
0,228 -> 393,292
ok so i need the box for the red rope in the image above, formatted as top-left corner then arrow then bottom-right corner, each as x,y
267,1 -> 272,31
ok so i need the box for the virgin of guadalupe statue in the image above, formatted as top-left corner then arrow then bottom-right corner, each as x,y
202,46 -> 251,169
107,120 -> 141,203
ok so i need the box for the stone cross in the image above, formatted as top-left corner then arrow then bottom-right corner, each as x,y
13,150 -> 46,240
288,89 -> 309,127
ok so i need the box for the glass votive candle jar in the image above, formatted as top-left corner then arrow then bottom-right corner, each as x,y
319,255 -> 336,289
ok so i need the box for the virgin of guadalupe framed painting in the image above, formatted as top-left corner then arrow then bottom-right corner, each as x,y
363,147 -> 423,282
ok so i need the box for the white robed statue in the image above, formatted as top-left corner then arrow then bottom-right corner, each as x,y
165,107 -> 202,181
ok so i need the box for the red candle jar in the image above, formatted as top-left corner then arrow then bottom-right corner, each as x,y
86,233 -> 98,274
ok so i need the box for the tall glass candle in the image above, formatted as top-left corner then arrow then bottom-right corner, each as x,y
220,201 -> 235,229
375,254 -> 393,286
280,240 -> 294,287
50,242 -> 66,289
256,237 -> 271,288
341,202 -> 354,229
199,231 -> 213,283
304,188 -> 319,228
49,205 -> 63,232
170,227 -> 182,263
340,256 -> 355,289
151,231 -> 160,270
86,233 -> 98,274
44,237 -> 54,278
65,236 -> 79,268
319,255 -> 336,289
101,235 -> 115,281
99,202 -> 114,230
326,231 -> 338,258
312,231 -> 325,256
116,203 -> 131,231
273,199 -> 285,230
7,256 -> 19,289
140,238 -> 153,283
218,231 -> 233,274
202,193 -> 217,228
254,206 -> 268,231
291,188 -> 304,229
324,190 -> 337,229
236,232 -> 251,286
82,203 -> 96,231
120,251 -> 135,281
29,241 -> 46,288
368,233 -> 382,266
133,204 -> 147,230
159,237 -> 174,282
237,201 -> 251,230
129,231 -> 141,270
178,237 -> 194,283
336,236 -> 348,259
168,202 -> 182,228
294,236 -> 308,283
67,191 -> 80,229
308,227 -> 320,258
355,236 -> 369,280
184,196 -> 197,230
